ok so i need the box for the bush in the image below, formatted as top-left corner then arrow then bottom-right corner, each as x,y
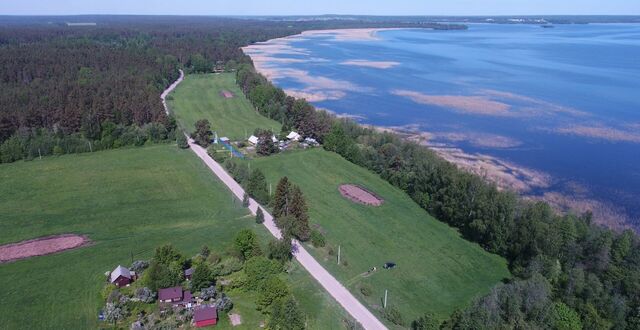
359,284 -> 372,297
383,307 -> 405,326
215,293 -> 233,313
200,285 -> 217,301
267,238 -> 292,263
256,208 -> 265,224
310,230 -> 326,248
131,260 -> 149,274
242,193 -> 250,207
176,134 -> 189,149
135,287 -> 156,303
211,257 -> 243,276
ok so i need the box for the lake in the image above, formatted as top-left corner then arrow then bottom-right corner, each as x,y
243,24 -> 640,230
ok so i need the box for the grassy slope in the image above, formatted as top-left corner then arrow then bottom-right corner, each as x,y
168,73 -> 510,325
249,149 -> 511,323
167,73 -> 281,140
0,145 -> 346,329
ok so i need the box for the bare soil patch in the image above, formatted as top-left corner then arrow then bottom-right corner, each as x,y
220,90 -> 234,98
339,184 -> 384,206
0,234 -> 90,264
229,313 -> 242,326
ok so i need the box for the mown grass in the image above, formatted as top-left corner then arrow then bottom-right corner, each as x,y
167,73 -> 281,140
246,149 -> 511,325
0,145 -> 347,329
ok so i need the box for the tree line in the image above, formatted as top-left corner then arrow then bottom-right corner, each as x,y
236,63 -> 640,329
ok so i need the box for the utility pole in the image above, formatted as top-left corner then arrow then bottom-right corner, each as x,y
384,289 -> 388,309
269,183 -> 272,196
38,148 -> 42,160
337,245 -> 341,265
88,141 -> 93,152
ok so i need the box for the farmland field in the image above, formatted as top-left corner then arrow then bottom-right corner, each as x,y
0,145 -> 346,329
167,73 -> 281,140
245,149 -> 511,323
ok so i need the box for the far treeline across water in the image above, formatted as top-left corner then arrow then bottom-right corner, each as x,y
1,15 -> 640,329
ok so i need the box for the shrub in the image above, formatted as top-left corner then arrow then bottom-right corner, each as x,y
267,238 -> 292,263
242,193 -> 250,207
200,285 -> 217,301
135,287 -> 155,303
383,307 -> 405,326
211,257 -> 243,276
131,260 -> 149,274
360,284 -> 372,297
256,277 -> 290,310
215,293 -> 233,313
176,134 -> 189,149
256,208 -> 265,224
310,230 -> 326,248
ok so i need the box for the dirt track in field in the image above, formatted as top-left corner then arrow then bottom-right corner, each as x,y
339,184 -> 384,206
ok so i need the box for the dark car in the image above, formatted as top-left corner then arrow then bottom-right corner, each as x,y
383,262 -> 396,269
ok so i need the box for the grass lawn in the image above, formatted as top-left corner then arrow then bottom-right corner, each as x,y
245,149 -> 511,325
167,73 -> 281,140
0,145 -> 347,329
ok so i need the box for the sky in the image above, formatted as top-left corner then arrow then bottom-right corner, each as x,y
1,0 -> 639,16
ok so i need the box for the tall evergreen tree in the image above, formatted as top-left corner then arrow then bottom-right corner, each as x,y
256,208 -> 265,224
246,169 -> 269,204
289,185 -> 310,241
273,176 -> 291,218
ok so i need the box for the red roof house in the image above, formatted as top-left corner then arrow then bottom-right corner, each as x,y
158,286 -> 193,306
194,305 -> 218,327
109,265 -> 133,287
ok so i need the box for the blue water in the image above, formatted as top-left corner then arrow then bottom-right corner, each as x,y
246,24 -> 640,226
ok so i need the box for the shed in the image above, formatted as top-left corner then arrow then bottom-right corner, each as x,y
248,135 -> 259,145
272,135 -> 279,143
184,268 -> 194,280
109,265 -> 132,287
287,131 -> 301,141
194,305 -> 218,327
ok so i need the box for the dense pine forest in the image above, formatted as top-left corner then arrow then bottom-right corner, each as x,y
0,16 -> 448,162
236,64 -> 640,329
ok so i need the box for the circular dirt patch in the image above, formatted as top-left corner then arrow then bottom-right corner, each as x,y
339,184 -> 384,206
0,234 -> 90,264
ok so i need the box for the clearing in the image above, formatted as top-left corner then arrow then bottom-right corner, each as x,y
0,145 -> 347,329
167,73 -> 281,140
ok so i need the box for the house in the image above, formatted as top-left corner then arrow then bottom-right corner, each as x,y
193,305 -> 218,327
184,268 -> 194,281
109,265 -> 134,287
158,286 -> 193,306
286,131 -> 301,141
248,135 -> 259,145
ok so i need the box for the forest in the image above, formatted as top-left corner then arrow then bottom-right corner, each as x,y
236,64 -> 640,329
0,16 -> 451,163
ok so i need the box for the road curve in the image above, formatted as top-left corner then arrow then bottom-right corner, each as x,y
161,70 -> 387,330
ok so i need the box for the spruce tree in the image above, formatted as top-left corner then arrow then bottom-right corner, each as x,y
289,185 -> 310,241
273,177 -> 291,218
246,169 -> 269,204
242,192 -> 250,207
256,208 -> 265,224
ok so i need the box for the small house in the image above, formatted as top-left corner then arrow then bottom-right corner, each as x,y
248,135 -> 259,145
158,286 -> 193,306
286,131 -> 301,141
109,265 -> 134,287
193,305 -> 218,327
184,268 -> 194,281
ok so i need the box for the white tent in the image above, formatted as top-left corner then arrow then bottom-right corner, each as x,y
287,131 -> 301,141
248,135 -> 259,145
272,135 -> 279,143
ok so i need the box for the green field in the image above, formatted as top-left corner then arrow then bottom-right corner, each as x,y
169,73 -> 511,326
0,145 -> 347,329
168,73 -> 281,140
246,149 -> 511,324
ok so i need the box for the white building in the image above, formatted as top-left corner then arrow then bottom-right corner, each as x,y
287,131 -> 301,141
248,135 -> 259,145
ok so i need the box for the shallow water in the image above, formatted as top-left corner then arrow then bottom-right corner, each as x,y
243,24 -> 640,228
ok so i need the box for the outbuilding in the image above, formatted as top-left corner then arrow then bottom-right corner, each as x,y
193,305 -> 218,327
184,268 -> 194,281
109,265 -> 134,287
248,135 -> 259,145
158,286 -> 193,306
287,131 -> 301,141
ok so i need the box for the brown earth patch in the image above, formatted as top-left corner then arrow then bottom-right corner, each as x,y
0,234 -> 91,264
220,90 -> 234,98
339,184 -> 384,206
